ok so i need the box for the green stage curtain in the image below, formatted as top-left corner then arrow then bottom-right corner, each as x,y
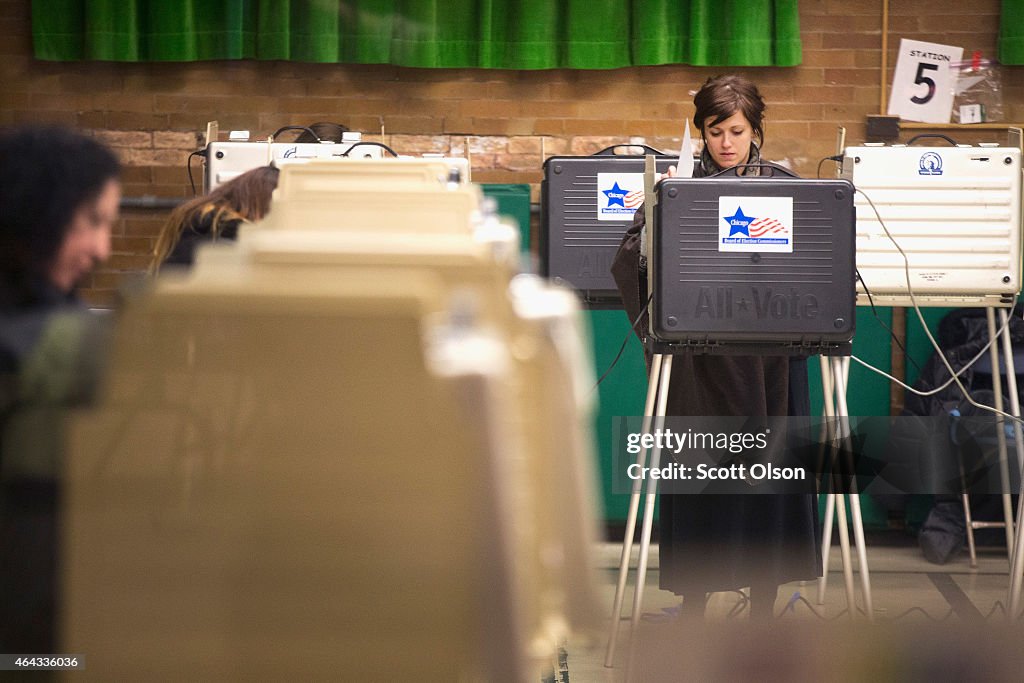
32,0 -> 801,68
1000,0 -> 1024,64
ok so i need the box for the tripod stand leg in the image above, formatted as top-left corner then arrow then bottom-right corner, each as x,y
985,309 -> 1015,559
834,494 -> 858,619
816,356 -> 836,603
847,494 -> 873,620
1011,486 -> 1024,620
963,493 -> 979,569
605,354 -> 663,668
817,494 -> 835,605
833,357 -> 872,620
996,308 -> 1024,617
629,354 -> 673,630
625,355 -> 673,680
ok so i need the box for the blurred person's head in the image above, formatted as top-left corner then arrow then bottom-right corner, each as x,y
151,165 -> 279,272
693,74 -> 766,171
294,122 -> 350,144
0,125 -> 121,303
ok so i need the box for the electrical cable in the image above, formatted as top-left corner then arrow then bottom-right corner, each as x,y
271,125 -> 320,142
851,307 -> 1014,398
775,594 -> 851,621
593,294 -> 654,392
984,601 -> 1007,619
851,187 -> 1024,426
816,154 -> 843,179
341,141 -> 399,158
856,267 -> 922,376
186,149 -> 205,196
885,606 -> 954,622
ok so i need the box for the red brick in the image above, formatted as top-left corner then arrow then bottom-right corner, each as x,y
471,118 -> 535,135
569,136 -> 621,155
800,0 -> 829,15
107,112 -> 171,130
76,111 -> 108,128
793,85 -> 856,104
105,254 -> 153,271
119,166 -> 152,184
802,50 -> 860,68
540,136 -> 570,155
532,119 -> 566,136
516,100 -> 580,118
388,134 -> 452,154
565,119 -> 627,136
95,130 -> 153,148
153,130 -> 200,149
824,69 -> 880,86
826,0 -> 883,14
111,237 -> 155,254
803,14 -> 882,33
508,136 -> 542,155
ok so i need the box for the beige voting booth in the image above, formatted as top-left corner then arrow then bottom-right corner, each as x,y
63,160 -> 602,681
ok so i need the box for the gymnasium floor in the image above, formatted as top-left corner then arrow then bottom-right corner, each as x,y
562,533 -> 1021,681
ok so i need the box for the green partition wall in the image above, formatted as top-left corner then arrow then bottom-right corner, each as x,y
594,305 -> 952,528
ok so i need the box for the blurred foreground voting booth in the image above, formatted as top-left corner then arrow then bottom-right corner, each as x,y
62,158 -> 603,680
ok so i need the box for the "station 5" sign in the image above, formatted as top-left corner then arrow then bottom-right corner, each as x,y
887,38 -> 963,124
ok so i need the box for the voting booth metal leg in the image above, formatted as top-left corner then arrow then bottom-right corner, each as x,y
629,355 -> 673,628
604,354 -> 664,668
996,307 -> 1024,618
817,356 -> 837,605
833,358 -> 873,620
829,357 -> 861,619
988,309 -> 1017,558
963,309 -> 1015,569
817,356 -> 869,618
622,355 -> 674,677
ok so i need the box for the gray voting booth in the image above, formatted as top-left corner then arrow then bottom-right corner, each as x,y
541,145 -> 678,307
649,173 -> 857,354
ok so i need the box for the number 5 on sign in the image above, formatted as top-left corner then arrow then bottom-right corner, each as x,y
888,39 -> 963,123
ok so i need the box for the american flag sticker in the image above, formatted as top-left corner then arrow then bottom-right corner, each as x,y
717,196 -> 794,253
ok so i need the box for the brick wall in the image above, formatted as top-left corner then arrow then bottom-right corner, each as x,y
0,0 -> 1019,305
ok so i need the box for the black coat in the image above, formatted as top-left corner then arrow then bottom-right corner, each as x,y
610,163 -> 821,596
165,212 -> 242,267
0,276 -> 108,652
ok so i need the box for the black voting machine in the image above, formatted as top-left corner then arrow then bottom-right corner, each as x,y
649,170 -> 857,355
541,145 -> 678,308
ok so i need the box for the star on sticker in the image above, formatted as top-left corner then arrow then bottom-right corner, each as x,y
603,182 -> 628,207
724,207 -> 756,236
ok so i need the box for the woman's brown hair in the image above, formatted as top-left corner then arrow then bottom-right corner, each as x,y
693,74 -> 766,144
150,165 -> 279,273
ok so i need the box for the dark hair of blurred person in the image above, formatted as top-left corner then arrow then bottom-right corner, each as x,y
0,125 -> 121,308
294,121 -> 349,143
0,124 -> 121,654
150,164 -> 279,273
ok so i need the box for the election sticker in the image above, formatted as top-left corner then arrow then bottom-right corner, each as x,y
597,172 -> 644,221
718,196 -> 793,253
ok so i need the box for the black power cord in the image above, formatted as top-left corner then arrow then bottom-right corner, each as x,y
186,149 -> 206,196
271,125 -> 321,142
340,141 -> 399,158
816,154 -> 844,179
593,293 -> 653,392
856,266 -> 921,374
